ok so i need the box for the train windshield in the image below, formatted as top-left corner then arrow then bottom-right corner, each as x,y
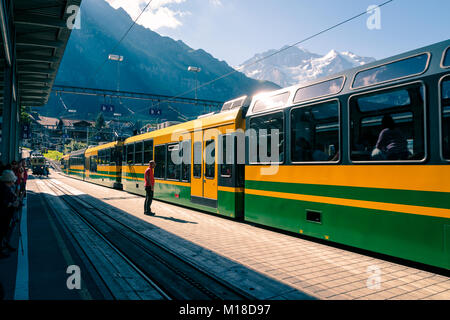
253,92 -> 289,113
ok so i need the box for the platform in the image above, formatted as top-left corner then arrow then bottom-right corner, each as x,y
1,171 -> 449,300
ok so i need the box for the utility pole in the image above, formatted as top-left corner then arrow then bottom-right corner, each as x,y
188,66 -> 201,101
108,54 -> 124,92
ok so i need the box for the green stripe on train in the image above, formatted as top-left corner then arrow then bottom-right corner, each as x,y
245,180 -> 450,210
244,193 -> 449,269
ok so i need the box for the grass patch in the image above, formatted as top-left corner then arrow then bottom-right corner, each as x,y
44,150 -> 63,161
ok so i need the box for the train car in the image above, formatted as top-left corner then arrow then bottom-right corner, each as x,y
67,148 -> 86,180
122,96 -> 250,218
243,40 -> 450,270
30,153 -> 47,175
84,141 -> 123,189
59,40 -> 449,270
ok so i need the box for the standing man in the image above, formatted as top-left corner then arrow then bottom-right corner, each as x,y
144,160 -> 156,216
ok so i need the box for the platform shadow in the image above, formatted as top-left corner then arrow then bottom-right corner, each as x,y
150,215 -> 198,224
32,187 -> 313,300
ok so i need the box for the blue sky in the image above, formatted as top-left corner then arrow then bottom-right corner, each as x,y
106,0 -> 450,66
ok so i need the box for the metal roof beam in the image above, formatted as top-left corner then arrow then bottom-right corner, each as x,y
15,15 -> 67,29
0,0 -> 12,66
18,84 -> 51,90
19,88 -> 51,94
16,37 -> 65,48
18,66 -> 56,75
19,78 -> 54,85
17,54 -> 58,63
21,94 -> 47,99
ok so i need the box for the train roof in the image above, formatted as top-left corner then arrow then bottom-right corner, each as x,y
30,153 -> 44,158
124,107 -> 243,144
66,148 -> 86,157
246,39 -> 450,117
85,141 -> 122,154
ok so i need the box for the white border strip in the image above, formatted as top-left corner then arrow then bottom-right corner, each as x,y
14,198 -> 29,300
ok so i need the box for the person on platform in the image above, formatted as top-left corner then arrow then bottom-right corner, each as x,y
144,160 -> 156,216
19,159 -> 28,198
0,170 -> 20,258
11,161 -> 21,195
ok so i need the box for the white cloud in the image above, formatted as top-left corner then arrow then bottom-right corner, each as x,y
106,0 -> 188,30
209,0 -> 222,6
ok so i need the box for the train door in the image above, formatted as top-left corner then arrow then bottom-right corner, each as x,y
85,156 -> 90,179
203,135 -> 217,200
191,131 -> 203,198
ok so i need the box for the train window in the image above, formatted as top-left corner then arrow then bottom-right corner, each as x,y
443,47 -> 450,68
441,78 -> 450,159
221,101 -> 233,112
204,140 -> 215,179
167,143 -> 180,180
293,77 -> 344,103
109,148 -> 115,165
231,97 -> 246,109
154,144 -> 166,179
126,144 -> 134,164
90,156 -> 97,172
249,112 -> 284,164
220,135 -> 232,177
101,150 -> 106,165
253,92 -> 289,113
291,100 -> 340,163
350,83 -> 425,162
144,140 -> 153,164
181,140 -> 191,182
353,53 -> 429,89
135,141 -> 143,164
193,141 -> 202,178
357,89 -> 411,113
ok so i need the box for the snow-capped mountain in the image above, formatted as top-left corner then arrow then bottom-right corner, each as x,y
237,46 -> 376,87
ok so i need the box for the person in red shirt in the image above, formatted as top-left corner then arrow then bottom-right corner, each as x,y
19,159 -> 28,198
144,160 -> 156,216
11,161 -> 21,195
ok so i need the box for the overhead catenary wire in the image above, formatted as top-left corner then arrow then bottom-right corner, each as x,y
68,0 -> 154,109
136,0 -> 394,116
67,0 -> 394,122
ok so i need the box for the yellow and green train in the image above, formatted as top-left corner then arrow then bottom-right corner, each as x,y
62,40 -> 450,270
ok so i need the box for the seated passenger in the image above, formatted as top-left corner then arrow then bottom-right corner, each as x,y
293,137 -> 312,161
312,144 -> 328,161
374,115 -> 409,160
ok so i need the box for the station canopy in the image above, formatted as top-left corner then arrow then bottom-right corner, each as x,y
0,0 -> 82,113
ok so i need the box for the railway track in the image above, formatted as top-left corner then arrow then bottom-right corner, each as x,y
41,177 -> 252,300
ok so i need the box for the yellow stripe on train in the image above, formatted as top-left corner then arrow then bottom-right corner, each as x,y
245,188 -> 450,219
246,165 -> 450,193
